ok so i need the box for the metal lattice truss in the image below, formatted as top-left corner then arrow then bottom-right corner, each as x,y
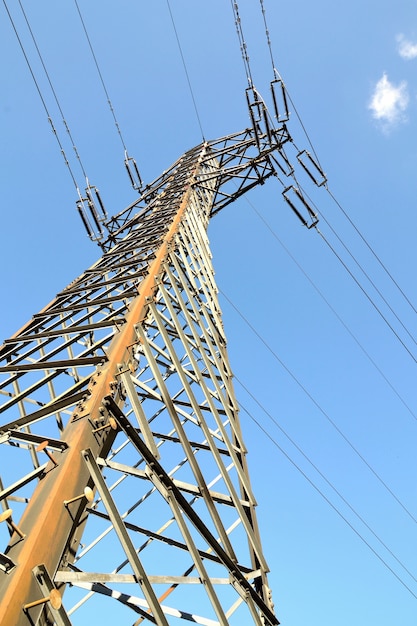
0,141 -> 278,625
98,118 -> 322,250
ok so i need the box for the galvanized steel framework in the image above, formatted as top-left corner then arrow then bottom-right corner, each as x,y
0,115 -> 319,624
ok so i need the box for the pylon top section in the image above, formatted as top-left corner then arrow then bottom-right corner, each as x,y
93,121 -> 294,250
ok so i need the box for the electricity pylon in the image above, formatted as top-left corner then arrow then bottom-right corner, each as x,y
0,86 -> 323,625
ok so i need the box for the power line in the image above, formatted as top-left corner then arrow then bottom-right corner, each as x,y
166,0 -> 205,141
327,186 -> 417,317
258,0 -> 277,77
230,0 -> 254,87
284,172 -> 417,368
237,377 -> 417,588
237,388 -> 417,600
219,287 -> 417,527
247,197 -> 417,423
315,202 -> 417,353
260,9 -> 417,326
2,0 -> 80,192
73,0 -> 126,154
316,226 -> 417,366
17,0 -> 88,182
72,0 -> 143,192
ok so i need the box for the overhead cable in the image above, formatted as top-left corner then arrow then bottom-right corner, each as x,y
72,0 -> 142,192
247,197 -> 417,423
230,0 -> 254,87
166,0 -> 205,141
327,187 -> 417,317
237,378 -> 417,589
2,0 -> 80,191
220,288 -> 417,527
317,226 -> 417,366
73,0 -> 127,153
237,391 -> 417,600
17,0 -> 88,182
259,1 -> 417,321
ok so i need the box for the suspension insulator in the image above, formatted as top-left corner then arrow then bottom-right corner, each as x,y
282,185 -> 318,229
85,188 -> 103,235
125,152 -> 143,192
297,150 -> 327,187
270,151 -> 294,177
270,78 -> 290,123
246,87 -> 267,148
76,200 -> 94,240
93,187 -> 107,219
85,184 -> 107,221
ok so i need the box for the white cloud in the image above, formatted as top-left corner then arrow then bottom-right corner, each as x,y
397,34 -> 417,60
368,73 -> 409,130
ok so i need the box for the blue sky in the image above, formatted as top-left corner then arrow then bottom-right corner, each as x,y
1,1 -> 417,625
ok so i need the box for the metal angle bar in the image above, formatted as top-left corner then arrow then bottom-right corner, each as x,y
148,475 -> 228,625
33,342 -> 65,435
0,371 -> 63,412
56,571 -> 231,585
144,312 -> 219,392
4,318 -> 127,342
0,356 -> 106,373
147,297 -> 237,559
1,328 -> 111,374
44,291 -> 138,314
89,453 -> 245,578
185,208 -> 215,286
229,578 -> 265,626
166,262 -> 252,469
56,571 -> 138,584
97,457 -> 238,507
6,430 -> 68,451
179,220 -> 217,305
0,552 -> 16,574
134,321 -> 236,559
157,400 -> 226,447
225,596 -> 244,621
160,291 -> 267,579
0,388 -> 87,432
55,282 -> 129,303
59,271 -> 146,296
153,280 -> 265,567
81,448 -> 170,626
105,398 -> 278,626
167,252 -> 234,404
210,172 -> 276,216
176,223 -> 223,333
129,376 -> 162,402
1,306 -> 123,358
172,237 -> 224,344
85,507 -> 235,570
151,431 -> 229,455
117,367 -> 160,459
0,464 -> 47,501
68,580 -> 218,626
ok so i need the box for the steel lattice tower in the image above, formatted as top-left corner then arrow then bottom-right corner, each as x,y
0,110 -> 320,624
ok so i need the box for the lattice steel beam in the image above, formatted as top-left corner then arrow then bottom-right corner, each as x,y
0,139 -> 279,625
